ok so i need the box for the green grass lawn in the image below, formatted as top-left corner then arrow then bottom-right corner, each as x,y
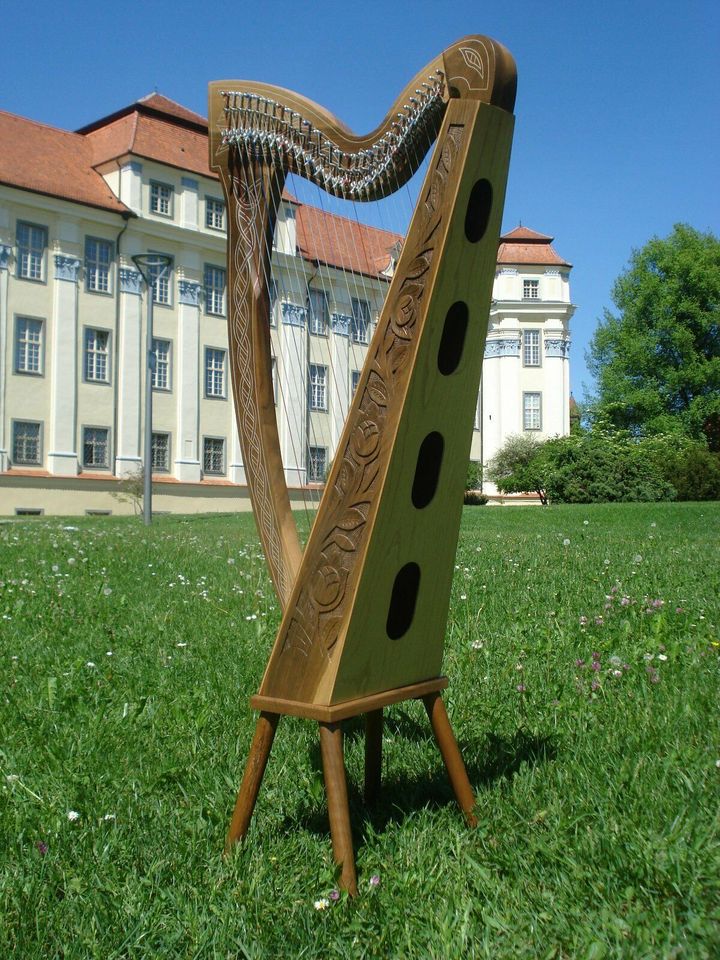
1,502 -> 718,959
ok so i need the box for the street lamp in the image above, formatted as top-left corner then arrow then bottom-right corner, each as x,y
131,254 -> 172,525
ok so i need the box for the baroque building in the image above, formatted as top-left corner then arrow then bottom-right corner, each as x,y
0,94 -> 574,515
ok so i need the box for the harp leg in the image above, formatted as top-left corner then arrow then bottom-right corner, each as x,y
422,693 -> 477,828
364,709 -> 383,805
225,711 -> 279,853
319,722 -> 358,896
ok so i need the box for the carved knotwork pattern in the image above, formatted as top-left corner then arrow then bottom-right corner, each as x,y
280,123 -> 466,664
222,168 -> 292,605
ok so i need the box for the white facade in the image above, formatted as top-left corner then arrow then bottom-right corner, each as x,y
0,97 -> 573,516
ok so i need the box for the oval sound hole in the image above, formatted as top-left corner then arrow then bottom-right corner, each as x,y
437,301 -> 469,375
386,562 -> 421,640
411,432 -> 444,509
464,178 -> 493,243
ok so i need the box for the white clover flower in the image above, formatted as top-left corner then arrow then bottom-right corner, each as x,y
633,555 -> 643,564
86,661 -> 96,668
563,538 -> 571,547
657,654 -> 668,662
102,813 -> 116,821
67,810 -> 80,821
313,898 -> 330,911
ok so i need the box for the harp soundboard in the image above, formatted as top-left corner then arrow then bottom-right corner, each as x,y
209,35 -> 516,894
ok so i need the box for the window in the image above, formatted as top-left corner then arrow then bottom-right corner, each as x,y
351,297 -> 371,343
84,329 -> 110,383
152,338 -> 171,390
15,317 -> 43,374
151,432 -> 170,472
308,446 -> 327,482
82,427 -> 109,468
206,197 -> 225,230
523,392 -> 542,431
523,279 -> 539,300
205,348 -> 226,398
12,421 -> 41,465
85,237 -> 113,293
351,370 -> 361,396
203,437 -> 225,475
17,222 -> 47,281
309,363 -> 327,411
150,181 -> 173,217
204,264 -> 226,316
308,288 -> 329,336
148,256 -> 172,305
523,329 -> 541,367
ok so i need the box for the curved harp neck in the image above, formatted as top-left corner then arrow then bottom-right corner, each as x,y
209,36 -> 515,203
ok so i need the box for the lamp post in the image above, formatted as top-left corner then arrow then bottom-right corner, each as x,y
131,254 -> 172,525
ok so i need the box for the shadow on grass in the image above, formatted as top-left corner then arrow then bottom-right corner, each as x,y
285,728 -> 557,841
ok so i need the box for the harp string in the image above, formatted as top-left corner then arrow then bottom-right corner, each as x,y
229,94 -> 439,559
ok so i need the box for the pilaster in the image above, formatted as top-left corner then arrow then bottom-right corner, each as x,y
175,280 -> 201,482
279,302 -> 307,485
120,161 -> 143,214
330,313 -> 351,450
0,243 -> 12,471
115,267 -> 143,477
48,254 -> 80,475
180,177 -> 199,229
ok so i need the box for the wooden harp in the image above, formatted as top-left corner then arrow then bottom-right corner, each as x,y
209,35 -> 516,894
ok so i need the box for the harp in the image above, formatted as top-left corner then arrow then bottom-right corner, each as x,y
208,35 -> 516,894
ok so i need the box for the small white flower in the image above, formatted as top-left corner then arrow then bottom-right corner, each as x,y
563,538 -> 571,547
716,760 -> 720,769
460,594 -> 467,600
51,564 -> 59,573
6,774 -> 19,783
471,640 -> 483,650
103,587 -> 112,597
583,520 -> 589,526
313,898 -> 330,911
86,661 -> 96,668
657,654 -> 668,662
227,558 -> 235,564
68,558 -> 76,566
106,651 -> 113,657
633,554 -> 643,564
612,670 -> 623,677
102,813 -> 116,821
67,810 -> 80,821
176,642 -> 187,648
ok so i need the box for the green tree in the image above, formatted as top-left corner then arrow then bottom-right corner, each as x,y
485,434 -> 549,504
587,224 -> 720,447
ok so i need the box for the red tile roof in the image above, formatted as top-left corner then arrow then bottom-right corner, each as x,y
0,111 -> 130,214
297,204 -> 402,278
497,225 -> 571,267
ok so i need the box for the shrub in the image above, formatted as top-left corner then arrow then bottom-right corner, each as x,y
543,431 -> 675,504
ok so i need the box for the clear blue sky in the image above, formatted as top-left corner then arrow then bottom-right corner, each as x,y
3,0 -> 718,399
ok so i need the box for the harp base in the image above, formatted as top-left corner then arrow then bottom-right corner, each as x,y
225,681 -> 477,897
